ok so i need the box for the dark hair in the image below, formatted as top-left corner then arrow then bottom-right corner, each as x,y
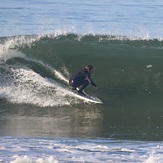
85,65 -> 93,70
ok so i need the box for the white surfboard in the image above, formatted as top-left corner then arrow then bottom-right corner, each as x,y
69,88 -> 103,104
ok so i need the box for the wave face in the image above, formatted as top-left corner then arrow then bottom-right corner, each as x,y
1,34 -> 163,108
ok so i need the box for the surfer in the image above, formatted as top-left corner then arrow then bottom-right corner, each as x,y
69,65 -> 97,96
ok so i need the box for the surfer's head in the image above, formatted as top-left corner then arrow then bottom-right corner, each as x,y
85,65 -> 94,73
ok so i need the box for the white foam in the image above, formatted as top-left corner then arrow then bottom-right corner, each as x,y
11,155 -> 58,163
146,64 -> 153,69
143,154 -> 163,163
0,63 -> 81,107
54,70 -> 69,84
0,35 -> 41,62
0,35 -> 79,107
1,137 -> 163,163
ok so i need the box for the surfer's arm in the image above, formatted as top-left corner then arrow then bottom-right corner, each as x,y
90,79 -> 97,87
86,75 -> 97,87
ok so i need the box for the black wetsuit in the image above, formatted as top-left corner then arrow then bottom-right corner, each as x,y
69,68 -> 97,93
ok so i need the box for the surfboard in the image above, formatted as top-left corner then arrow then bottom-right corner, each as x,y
69,88 -> 103,104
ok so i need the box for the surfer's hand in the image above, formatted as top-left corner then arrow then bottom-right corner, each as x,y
91,81 -> 97,87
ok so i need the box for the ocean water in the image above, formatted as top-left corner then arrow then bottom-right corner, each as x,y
1,0 -> 163,162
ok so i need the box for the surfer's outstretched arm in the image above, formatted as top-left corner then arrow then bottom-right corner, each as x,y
90,80 -> 97,87
86,75 -> 97,87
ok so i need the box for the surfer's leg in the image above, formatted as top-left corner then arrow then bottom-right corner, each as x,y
69,79 -> 82,90
69,79 -> 77,90
78,80 -> 89,95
